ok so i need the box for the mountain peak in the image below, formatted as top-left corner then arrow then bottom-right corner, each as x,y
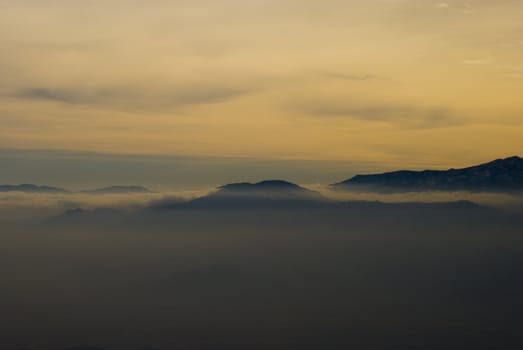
218,180 -> 304,193
0,184 -> 68,193
332,156 -> 523,193
154,180 -> 329,210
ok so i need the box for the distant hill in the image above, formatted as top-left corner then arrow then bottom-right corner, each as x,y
218,180 -> 319,197
46,181 -> 499,229
332,156 -> 523,193
0,184 -> 68,193
49,207 -> 127,226
82,185 -> 153,194
155,180 -> 330,209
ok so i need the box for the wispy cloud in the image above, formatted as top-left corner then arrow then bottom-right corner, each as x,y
462,58 -> 492,65
13,84 -> 255,110
434,2 -> 449,9
16,88 -> 98,104
299,101 -> 457,128
319,71 -> 377,81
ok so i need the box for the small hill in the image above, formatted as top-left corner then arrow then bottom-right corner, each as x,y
218,180 -> 317,197
156,180 -> 329,210
0,184 -> 68,193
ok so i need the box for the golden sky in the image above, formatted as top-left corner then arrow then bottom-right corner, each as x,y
1,0 -> 523,168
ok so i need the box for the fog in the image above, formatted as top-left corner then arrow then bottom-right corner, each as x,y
1,191 -> 523,349
0,191 -> 201,222
316,186 -> 523,212
2,186 -> 523,222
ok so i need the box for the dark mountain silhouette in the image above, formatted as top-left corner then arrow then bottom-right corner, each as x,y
153,180 -> 331,210
0,184 -> 152,194
0,184 -> 68,193
46,179 -> 492,229
218,180 -> 319,197
332,156 -> 523,193
47,207 -> 129,227
49,196 -> 492,235
81,185 -> 152,194
150,180 -> 486,213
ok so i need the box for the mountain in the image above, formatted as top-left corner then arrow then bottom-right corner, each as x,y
82,185 -> 153,194
48,181 -> 495,228
0,184 -> 68,193
331,156 -> 523,193
46,207 -> 130,227
0,184 -> 153,194
154,180 -> 330,209
218,180 -> 318,197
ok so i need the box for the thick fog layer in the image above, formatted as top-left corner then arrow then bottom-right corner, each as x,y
2,187 -> 523,222
1,189 -> 523,350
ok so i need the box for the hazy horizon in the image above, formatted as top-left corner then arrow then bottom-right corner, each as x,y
2,148 -> 521,191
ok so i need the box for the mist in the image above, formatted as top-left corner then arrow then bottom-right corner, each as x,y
1,190 -> 523,349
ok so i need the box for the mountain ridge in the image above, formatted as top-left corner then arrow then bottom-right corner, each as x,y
332,156 -> 523,193
0,184 -> 68,193
0,184 -> 152,194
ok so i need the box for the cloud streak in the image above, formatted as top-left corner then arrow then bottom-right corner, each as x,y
299,100 -> 458,128
462,58 -> 492,65
14,84 -> 255,110
318,71 -> 378,81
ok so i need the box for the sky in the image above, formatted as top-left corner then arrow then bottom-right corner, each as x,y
1,0 -> 523,185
